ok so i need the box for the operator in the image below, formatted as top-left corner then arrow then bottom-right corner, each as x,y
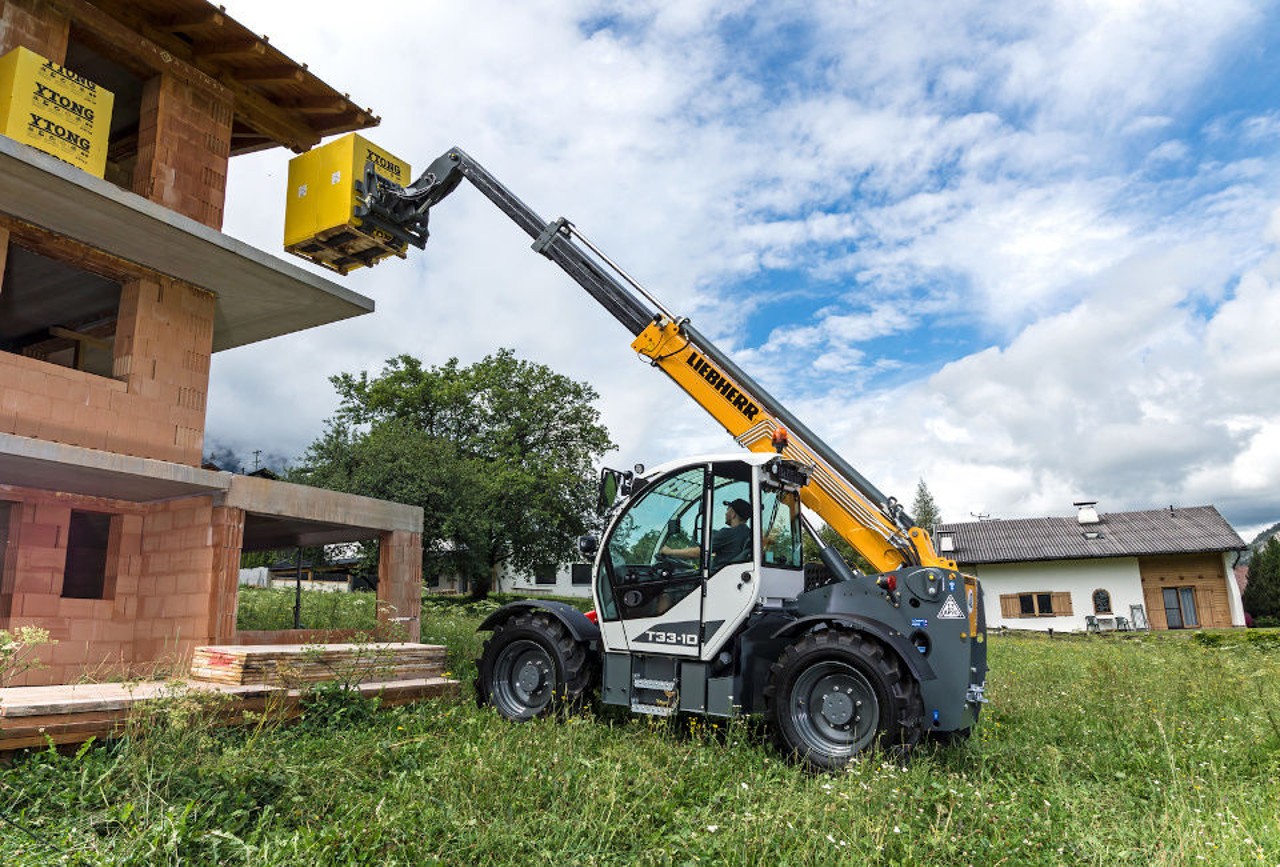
660,498 -> 753,572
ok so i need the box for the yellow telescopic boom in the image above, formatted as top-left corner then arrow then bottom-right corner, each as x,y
351,147 -> 956,575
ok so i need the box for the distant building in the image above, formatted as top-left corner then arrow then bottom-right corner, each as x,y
937,503 -> 1246,632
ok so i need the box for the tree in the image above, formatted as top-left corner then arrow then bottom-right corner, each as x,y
911,479 -> 941,532
801,523 -> 874,575
291,350 -> 615,597
1242,537 -> 1280,625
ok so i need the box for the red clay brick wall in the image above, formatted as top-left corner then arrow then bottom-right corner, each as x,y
377,530 -> 423,643
0,489 -> 144,685
131,497 -> 217,670
0,487 -> 223,686
0,276 -> 214,465
133,73 -> 234,230
209,507 -> 244,643
0,352 -> 127,451
0,0 -> 69,61
112,276 -> 214,464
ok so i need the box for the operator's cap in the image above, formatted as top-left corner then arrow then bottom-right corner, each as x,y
724,498 -> 752,521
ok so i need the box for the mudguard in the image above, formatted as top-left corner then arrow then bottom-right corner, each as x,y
769,614 -> 936,683
477,599 -> 601,647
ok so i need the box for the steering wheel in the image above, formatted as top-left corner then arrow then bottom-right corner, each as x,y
655,554 -> 694,576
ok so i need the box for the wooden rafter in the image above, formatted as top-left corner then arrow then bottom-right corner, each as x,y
194,37 -> 266,61
154,8 -> 225,31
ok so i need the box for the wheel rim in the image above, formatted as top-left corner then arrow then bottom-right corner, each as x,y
491,639 -> 558,718
789,660 -> 879,758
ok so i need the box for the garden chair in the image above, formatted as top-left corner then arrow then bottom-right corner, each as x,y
1085,615 -> 1101,633
1115,616 -> 1131,631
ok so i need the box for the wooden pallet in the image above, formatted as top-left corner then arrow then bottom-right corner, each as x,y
189,643 -> 449,687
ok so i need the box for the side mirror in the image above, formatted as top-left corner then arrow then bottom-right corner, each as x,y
597,467 -> 634,511
577,535 -> 599,557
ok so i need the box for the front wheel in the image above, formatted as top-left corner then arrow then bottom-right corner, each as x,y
765,630 -> 922,771
475,611 -> 593,720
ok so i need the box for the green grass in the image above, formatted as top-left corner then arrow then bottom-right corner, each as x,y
2,616 -> 1277,865
235,586 -> 380,631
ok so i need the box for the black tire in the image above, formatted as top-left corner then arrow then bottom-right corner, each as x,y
765,630 -> 923,771
475,611 -> 593,721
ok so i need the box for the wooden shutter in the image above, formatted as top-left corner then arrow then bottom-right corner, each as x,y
1051,591 -> 1073,616
1000,594 -> 1020,618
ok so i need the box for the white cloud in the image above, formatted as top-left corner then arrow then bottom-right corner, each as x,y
208,0 -> 1280,537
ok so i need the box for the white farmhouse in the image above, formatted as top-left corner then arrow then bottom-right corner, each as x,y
937,503 -> 1246,632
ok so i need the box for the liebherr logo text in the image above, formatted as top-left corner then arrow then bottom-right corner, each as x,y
365,149 -> 402,179
34,83 -> 95,122
28,113 -> 90,153
686,351 -> 759,421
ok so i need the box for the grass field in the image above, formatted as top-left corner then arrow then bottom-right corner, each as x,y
2,595 -> 1277,865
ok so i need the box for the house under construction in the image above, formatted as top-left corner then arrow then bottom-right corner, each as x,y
0,0 -> 423,686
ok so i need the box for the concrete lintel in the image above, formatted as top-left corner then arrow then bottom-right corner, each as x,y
224,475 -> 423,534
0,137 -> 375,352
0,431 -> 229,502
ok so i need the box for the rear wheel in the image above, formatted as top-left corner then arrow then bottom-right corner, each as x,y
765,630 -> 922,771
476,611 -> 592,720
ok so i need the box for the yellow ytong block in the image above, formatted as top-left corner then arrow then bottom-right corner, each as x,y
284,132 -> 412,275
0,46 -> 114,177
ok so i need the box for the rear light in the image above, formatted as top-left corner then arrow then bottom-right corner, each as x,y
876,574 -> 898,593
584,609 -> 599,624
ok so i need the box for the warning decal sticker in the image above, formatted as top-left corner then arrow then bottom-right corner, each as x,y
938,594 -> 965,619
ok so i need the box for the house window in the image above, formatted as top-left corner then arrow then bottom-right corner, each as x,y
570,563 -> 592,586
533,564 -> 557,586
1092,589 -> 1112,615
1001,591 -> 1073,618
62,510 -> 115,599
1162,587 -> 1199,629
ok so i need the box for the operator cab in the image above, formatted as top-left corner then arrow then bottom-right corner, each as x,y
591,453 -> 809,660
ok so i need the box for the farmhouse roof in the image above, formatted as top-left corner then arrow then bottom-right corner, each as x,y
936,505 -> 1245,565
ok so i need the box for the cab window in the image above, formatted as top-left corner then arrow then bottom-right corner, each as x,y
605,467 -> 704,583
761,486 -> 802,568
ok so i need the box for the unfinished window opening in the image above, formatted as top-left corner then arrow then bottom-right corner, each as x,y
62,510 -> 114,599
63,27 -> 148,192
0,243 -> 122,377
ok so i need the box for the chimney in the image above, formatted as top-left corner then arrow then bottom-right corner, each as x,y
1074,501 -> 1100,525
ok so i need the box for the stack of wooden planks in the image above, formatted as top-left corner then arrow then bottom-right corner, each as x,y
189,642 -> 449,687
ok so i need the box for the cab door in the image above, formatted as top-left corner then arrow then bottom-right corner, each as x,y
596,465 -> 708,657
699,462 -> 763,659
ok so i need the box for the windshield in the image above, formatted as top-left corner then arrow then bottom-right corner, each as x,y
606,467 -> 703,575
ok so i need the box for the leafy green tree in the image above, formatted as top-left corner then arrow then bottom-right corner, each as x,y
911,478 -> 941,532
291,350 -> 614,597
1243,537 -> 1280,624
801,523 -> 874,575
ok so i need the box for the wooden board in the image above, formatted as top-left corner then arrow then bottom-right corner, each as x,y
189,642 -> 448,686
1,677 -> 459,751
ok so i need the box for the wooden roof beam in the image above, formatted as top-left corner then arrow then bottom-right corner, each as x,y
232,65 -> 305,84
221,77 -> 319,152
196,38 -> 267,61
154,9 -> 227,32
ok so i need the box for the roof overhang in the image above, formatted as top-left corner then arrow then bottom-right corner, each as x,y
0,431 -> 228,503
0,137 -> 374,351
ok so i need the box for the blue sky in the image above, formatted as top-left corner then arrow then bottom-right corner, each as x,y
212,0 -> 1280,537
